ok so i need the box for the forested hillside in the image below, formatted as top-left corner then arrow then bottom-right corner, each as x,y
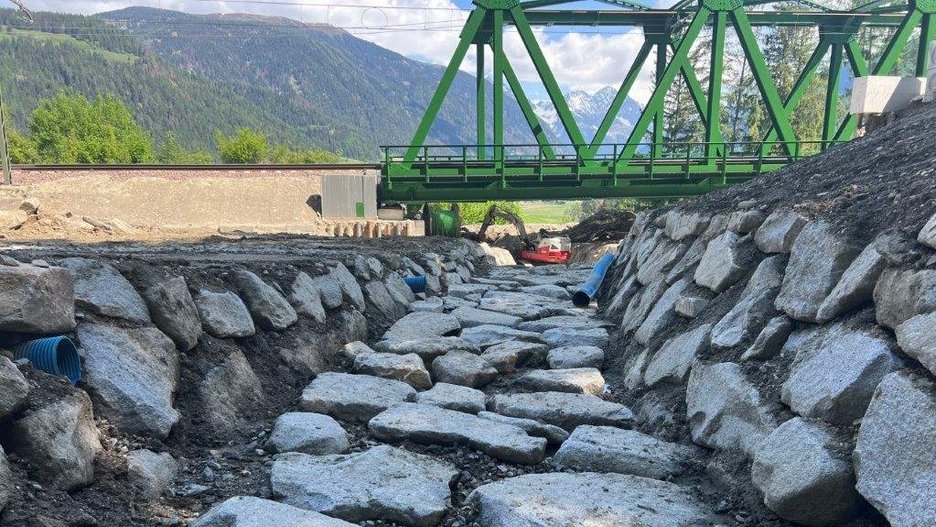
0,7 -> 529,160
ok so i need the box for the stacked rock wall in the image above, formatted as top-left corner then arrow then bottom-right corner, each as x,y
0,238 -> 490,522
600,204 -> 936,527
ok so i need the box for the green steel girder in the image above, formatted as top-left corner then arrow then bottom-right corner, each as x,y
386,0 -> 932,202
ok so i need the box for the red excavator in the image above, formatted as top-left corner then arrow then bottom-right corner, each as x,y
475,204 -> 572,264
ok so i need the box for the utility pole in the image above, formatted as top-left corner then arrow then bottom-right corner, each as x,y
0,89 -> 9,185
0,1 -> 32,184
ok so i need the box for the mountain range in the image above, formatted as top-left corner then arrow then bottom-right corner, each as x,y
0,7 -> 641,160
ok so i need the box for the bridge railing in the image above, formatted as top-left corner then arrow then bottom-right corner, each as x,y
381,139 -> 847,181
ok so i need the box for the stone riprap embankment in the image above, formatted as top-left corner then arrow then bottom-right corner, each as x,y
599,204 -> 936,527
0,237 -> 515,525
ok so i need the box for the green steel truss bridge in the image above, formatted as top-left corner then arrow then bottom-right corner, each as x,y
380,0 -> 935,201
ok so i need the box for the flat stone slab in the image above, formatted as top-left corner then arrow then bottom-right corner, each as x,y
469,472 -> 717,527
299,373 -> 416,422
543,327 -> 610,349
193,496 -> 357,527
414,382 -> 486,414
373,337 -> 478,361
546,346 -> 605,369
352,352 -> 432,390
554,425 -> 700,480
459,324 -> 546,347
516,368 -> 605,396
267,412 -> 349,455
382,311 -> 461,341
491,391 -> 633,431
369,403 -> 546,464
476,295 -> 565,320
517,316 -> 612,333
271,446 -> 458,527
482,340 -> 549,367
477,411 -> 568,445
432,351 -> 498,388
449,306 -> 521,329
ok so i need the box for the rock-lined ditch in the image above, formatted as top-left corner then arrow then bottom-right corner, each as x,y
0,236 -> 515,525
598,200 -> 935,527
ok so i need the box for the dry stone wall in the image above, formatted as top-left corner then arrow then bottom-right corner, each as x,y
600,205 -> 936,527
0,237 -> 492,524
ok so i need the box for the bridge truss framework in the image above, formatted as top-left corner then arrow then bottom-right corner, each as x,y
381,0 -> 935,201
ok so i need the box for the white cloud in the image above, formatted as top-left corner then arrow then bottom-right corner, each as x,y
21,0 -> 656,102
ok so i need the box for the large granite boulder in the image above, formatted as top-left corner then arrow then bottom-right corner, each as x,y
234,270 -> 298,330
872,268 -> 936,329
194,345 -> 264,434
917,212 -> 936,249
644,324 -> 711,387
896,312 -> 936,376
633,278 -> 689,345
271,446 -> 458,527
331,263 -> 366,311
194,290 -> 256,338
0,357 -> 29,420
372,336 -> 478,361
288,272 -> 327,323
854,371 -> 936,527
127,449 -> 179,499
774,221 -> 859,322
694,232 -> 746,293
76,323 -> 180,438
547,345 -> 604,369
685,362 -> 778,456
267,412 -> 349,455
141,276 -> 202,351
6,389 -> 102,490
815,243 -> 884,323
0,261 -> 75,333
63,257 -> 150,323
755,210 -> 807,254
752,418 -> 861,526
781,324 -> 901,425
711,256 -> 784,349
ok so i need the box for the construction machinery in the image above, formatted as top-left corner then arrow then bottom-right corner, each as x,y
474,204 -> 572,265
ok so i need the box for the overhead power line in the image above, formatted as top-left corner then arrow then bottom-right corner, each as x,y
8,0 -> 31,21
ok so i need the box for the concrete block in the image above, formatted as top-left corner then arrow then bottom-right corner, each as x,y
926,42 -> 936,103
850,76 -> 927,114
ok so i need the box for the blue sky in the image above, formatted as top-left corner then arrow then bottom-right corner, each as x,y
19,0 -> 669,103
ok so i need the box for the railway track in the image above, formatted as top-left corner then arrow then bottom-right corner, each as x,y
11,163 -> 382,171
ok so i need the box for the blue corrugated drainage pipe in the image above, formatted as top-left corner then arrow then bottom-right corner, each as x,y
13,336 -> 82,386
572,252 -> 616,308
403,276 -> 427,294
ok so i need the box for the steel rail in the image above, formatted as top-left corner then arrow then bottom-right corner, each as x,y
11,163 -> 381,171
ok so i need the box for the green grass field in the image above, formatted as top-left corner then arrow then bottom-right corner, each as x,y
516,201 -> 574,224
0,28 -> 140,63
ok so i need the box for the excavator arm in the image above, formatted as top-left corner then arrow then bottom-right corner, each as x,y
477,204 -> 535,250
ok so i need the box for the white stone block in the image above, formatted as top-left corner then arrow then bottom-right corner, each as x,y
850,76 -> 927,114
